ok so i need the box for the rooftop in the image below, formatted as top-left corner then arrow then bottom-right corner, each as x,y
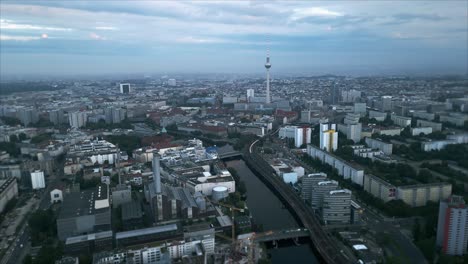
115,223 -> 178,240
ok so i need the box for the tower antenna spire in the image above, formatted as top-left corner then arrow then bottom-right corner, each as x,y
265,36 -> 272,104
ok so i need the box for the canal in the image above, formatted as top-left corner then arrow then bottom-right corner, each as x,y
225,159 -> 319,263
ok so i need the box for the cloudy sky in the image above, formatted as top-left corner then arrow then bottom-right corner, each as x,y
0,1 -> 467,77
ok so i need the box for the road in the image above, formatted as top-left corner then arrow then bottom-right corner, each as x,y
1,160 -> 62,264
359,203 -> 427,263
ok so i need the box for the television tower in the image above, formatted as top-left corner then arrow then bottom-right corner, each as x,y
265,46 -> 271,104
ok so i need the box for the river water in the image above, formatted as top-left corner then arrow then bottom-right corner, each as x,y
225,159 -> 319,264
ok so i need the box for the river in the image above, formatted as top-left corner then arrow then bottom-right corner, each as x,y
225,159 -> 319,264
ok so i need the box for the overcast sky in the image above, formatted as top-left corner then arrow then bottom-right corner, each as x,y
0,1 -> 467,77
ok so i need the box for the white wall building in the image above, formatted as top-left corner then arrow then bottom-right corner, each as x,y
51,189 -> 63,203
246,89 -> 254,102
69,111 -> 87,128
279,126 -> 311,148
319,123 -> 338,152
31,170 -> 45,190
390,114 -> 411,127
411,127 -> 433,136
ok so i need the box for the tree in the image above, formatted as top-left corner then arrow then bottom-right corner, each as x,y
413,218 -> 421,241
18,132 -> 27,141
9,134 -> 18,143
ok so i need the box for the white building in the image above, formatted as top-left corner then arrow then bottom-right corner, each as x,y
301,173 -> 327,202
410,127 -> 433,136
381,96 -> 392,111
31,170 -> 45,189
369,110 -> 387,121
319,123 -> 338,152
364,137 -> 393,155
69,111 -> 87,128
307,145 -> 364,186
436,196 -> 468,256
416,120 -> 442,132
322,189 -> 352,225
51,189 -> 63,203
390,114 -> 411,127
311,180 -> 339,211
278,126 -> 311,148
246,89 -> 254,102
338,123 -> 362,143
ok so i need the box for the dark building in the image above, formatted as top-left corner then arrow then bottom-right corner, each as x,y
57,184 -> 111,240
64,230 -> 113,256
121,200 -> 144,230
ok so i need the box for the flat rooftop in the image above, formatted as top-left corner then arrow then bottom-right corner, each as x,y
58,184 -> 109,219
115,223 -> 178,240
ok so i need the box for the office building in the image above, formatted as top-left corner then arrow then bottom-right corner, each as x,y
322,189 -> 352,225
69,111 -> 87,128
65,230 -> 113,256
279,125 -> 312,148
436,196 -> 468,256
119,83 -> 131,94
0,177 -> 18,213
67,139 -> 119,165
330,84 -> 341,104
246,89 -> 254,102
311,180 -> 339,211
319,123 -> 338,152
353,103 -> 367,116
30,170 -> 45,190
301,173 -> 327,203
112,185 -> 132,208
381,96 -> 392,111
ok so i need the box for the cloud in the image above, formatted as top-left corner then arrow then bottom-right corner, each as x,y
0,19 -> 72,31
0,34 -> 41,41
95,26 -> 118,31
89,32 -> 105,40
290,7 -> 343,21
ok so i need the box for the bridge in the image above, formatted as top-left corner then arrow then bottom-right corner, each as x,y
253,228 -> 310,243
218,150 -> 242,159
243,139 -> 354,264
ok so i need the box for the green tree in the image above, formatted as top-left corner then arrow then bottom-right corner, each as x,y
18,132 -> 27,141
9,134 -> 18,143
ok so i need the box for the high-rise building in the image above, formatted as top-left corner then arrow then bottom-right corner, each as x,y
311,180 -> 339,211
31,170 -> 45,190
120,83 -> 131,94
330,84 -> 341,104
322,189 -> 352,225
319,123 -> 338,152
301,173 -> 327,203
278,125 -> 311,148
265,48 -> 271,104
17,108 -> 38,126
49,109 -> 64,125
436,195 -> 468,256
246,89 -> 255,102
381,96 -> 392,111
69,111 -> 87,128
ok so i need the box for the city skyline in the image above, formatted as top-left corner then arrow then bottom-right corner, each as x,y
1,1 -> 467,77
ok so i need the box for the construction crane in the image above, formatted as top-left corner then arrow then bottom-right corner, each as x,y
210,199 -> 244,244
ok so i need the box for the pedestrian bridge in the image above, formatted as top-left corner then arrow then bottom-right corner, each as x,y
253,228 -> 310,243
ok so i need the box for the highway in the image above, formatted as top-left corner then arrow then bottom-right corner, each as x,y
244,138 -> 354,264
